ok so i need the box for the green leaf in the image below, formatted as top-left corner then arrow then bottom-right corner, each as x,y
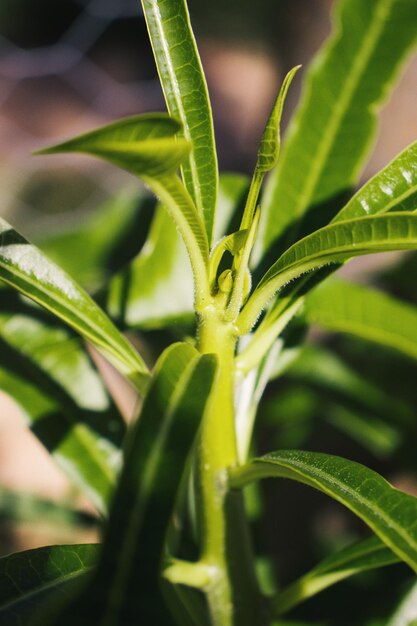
106,204 -> 194,328
44,343 -> 217,625
0,291 -> 125,514
272,535 -> 399,615
38,190 -> 150,293
258,0 -> 417,257
303,278 -> 417,362
0,218 -> 149,392
230,450 -> 417,573
37,114 -> 190,178
141,0 -> 218,243
333,140 -> 417,222
213,173 -> 249,244
0,544 -> 98,626
38,114 -> 210,305
239,213 -> 417,333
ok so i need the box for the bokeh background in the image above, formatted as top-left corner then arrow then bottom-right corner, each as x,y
1,1 -> 417,620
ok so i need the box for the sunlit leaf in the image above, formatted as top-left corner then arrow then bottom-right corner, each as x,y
258,0 -> 417,259
387,579 -> 417,626
141,0 -> 218,243
239,213 -> 417,333
0,219 -> 149,392
230,450 -> 417,573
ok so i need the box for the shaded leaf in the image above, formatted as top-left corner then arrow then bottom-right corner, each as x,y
0,219 -> 149,392
0,292 -> 125,513
230,450 -> 417,573
258,0 -> 417,257
273,535 -> 399,615
141,0 -> 218,242
44,343 -> 217,625
0,544 -> 98,626
387,580 -> 417,626
303,278 -> 417,362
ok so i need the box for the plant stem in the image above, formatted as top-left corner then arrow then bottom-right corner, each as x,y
196,305 -> 266,626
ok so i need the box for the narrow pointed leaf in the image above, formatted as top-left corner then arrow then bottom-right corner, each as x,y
37,114 -> 190,178
239,213 -> 417,333
230,450 -> 417,573
0,219 -> 149,392
303,278 -> 417,362
0,292 -> 125,513
141,0 -> 218,242
45,343 -> 217,625
0,544 -> 98,626
333,140 -> 417,222
258,0 -> 417,257
38,115 -> 210,301
273,535 -> 399,615
257,66 -> 301,174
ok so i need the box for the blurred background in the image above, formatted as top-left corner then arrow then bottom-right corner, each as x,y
1,0 -> 417,621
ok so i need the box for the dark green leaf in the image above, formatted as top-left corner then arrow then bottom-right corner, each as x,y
230,450 -> 417,573
258,0 -> 417,257
0,544 -> 98,626
0,219 -> 149,392
141,0 -> 218,243
273,535 -> 399,615
44,343 -> 217,625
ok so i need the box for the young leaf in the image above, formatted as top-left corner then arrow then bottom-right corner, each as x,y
272,535 -> 399,615
303,278 -> 417,362
44,343 -> 217,625
38,114 -> 210,305
0,544 -> 98,626
333,140 -> 417,222
258,0 -> 417,258
230,450 -> 417,573
0,219 -> 149,392
239,212 -> 417,333
141,0 -> 218,243
0,292 -> 125,514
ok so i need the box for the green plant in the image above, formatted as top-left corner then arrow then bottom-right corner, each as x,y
1,0 -> 417,624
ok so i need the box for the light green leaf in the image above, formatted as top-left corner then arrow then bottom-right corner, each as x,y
38,114 -> 210,305
273,535 -> 399,615
0,544 -> 98,626
38,191 -> 150,293
0,218 -> 149,392
303,278 -> 417,362
0,291 -> 124,514
141,0 -> 218,243
213,173 -> 249,244
106,204 -> 194,328
258,0 -> 417,257
37,114 -> 190,178
44,343 -> 217,625
239,213 -> 417,333
230,450 -> 417,573
333,140 -> 417,222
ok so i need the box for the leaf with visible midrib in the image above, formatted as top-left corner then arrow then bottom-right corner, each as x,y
0,544 -> 98,626
230,450 -> 417,573
0,219 -> 149,393
141,0 -> 218,243
258,0 -> 417,258
239,213 -> 417,332
42,343 -> 217,625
